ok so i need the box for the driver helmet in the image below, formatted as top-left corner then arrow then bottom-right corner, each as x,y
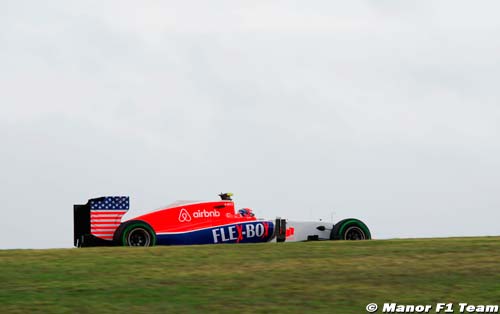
238,208 -> 254,217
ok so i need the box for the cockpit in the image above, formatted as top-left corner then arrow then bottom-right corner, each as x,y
218,192 -> 255,218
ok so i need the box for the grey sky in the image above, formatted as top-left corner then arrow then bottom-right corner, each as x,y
1,1 -> 499,249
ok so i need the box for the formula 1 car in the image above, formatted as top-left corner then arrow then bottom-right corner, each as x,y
73,193 -> 371,247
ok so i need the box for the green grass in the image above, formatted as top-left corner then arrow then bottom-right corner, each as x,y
1,237 -> 500,314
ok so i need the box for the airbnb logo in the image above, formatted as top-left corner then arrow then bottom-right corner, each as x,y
193,209 -> 220,218
178,208 -> 220,222
178,208 -> 192,222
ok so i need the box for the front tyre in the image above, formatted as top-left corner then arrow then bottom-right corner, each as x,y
331,219 -> 371,240
114,221 -> 156,247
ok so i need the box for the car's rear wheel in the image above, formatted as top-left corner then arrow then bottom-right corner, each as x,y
331,219 -> 371,240
114,221 -> 156,247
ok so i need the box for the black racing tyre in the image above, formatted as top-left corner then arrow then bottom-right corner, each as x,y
330,219 -> 371,240
114,220 -> 156,247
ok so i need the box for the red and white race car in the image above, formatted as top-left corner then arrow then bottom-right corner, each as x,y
73,193 -> 371,247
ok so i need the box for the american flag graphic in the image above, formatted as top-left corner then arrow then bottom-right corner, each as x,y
90,196 -> 129,240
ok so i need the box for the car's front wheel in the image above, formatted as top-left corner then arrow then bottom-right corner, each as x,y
114,221 -> 156,247
330,219 -> 371,240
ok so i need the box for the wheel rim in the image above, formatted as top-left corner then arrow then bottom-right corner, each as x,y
344,226 -> 366,240
127,228 -> 151,246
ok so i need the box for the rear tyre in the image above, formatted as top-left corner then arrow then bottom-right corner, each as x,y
331,219 -> 371,240
114,221 -> 156,247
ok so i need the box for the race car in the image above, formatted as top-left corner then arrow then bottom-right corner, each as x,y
73,193 -> 371,247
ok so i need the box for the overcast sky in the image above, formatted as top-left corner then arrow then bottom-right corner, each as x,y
1,1 -> 499,249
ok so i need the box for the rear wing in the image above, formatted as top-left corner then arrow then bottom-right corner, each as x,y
74,196 -> 129,247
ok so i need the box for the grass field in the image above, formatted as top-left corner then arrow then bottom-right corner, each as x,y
1,237 -> 500,314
